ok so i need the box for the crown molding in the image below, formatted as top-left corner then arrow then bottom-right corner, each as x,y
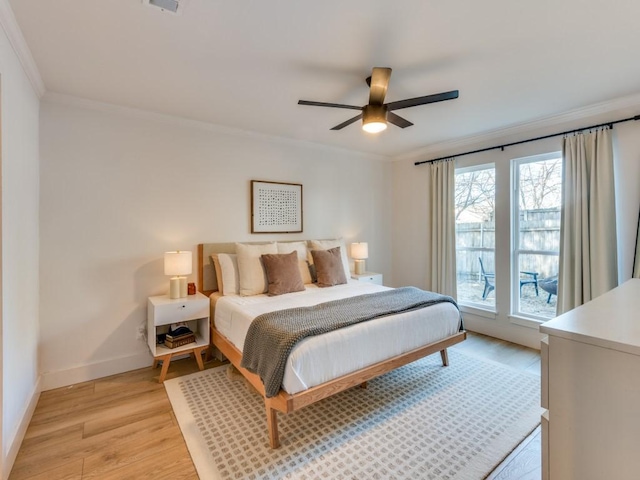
395,91 -> 640,163
42,92 -> 389,162
0,0 -> 45,97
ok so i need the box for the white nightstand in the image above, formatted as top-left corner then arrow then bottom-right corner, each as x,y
351,272 -> 383,285
147,291 -> 210,383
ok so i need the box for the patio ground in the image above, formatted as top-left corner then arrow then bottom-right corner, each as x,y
458,279 -> 557,319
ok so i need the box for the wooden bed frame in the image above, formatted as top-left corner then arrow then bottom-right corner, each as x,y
197,243 -> 467,448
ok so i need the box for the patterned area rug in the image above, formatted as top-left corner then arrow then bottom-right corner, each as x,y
165,350 -> 541,480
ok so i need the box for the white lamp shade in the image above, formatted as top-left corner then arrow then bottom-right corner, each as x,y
164,251 -> 192,276
351,242 -> 369,260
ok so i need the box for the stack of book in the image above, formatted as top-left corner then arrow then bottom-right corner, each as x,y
164,327 -> 195,349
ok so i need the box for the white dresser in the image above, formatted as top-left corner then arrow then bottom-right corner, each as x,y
539,278 -> 640,480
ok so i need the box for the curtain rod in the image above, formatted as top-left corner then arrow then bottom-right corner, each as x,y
414,114 -> 640,166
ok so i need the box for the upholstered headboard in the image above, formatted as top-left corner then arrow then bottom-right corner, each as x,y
198,241 -> 308,296
198,243 -> 235,296
198,240 -> 353,297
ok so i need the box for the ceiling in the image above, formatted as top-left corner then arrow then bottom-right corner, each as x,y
9,0 -> 640,159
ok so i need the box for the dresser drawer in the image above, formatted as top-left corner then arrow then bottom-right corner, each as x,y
150,298 -> 209,326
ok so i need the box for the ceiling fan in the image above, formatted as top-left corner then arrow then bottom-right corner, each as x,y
298,67 -> 459,133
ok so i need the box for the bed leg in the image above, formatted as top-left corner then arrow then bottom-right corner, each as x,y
265,401 -> 280,449
359,381 -> 368,389
440,349 -> 449,366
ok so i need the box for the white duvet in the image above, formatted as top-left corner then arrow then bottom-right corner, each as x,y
213,281 -> 461,394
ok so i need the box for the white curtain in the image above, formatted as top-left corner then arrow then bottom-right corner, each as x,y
558,128 -> 618,314
425,159 -> 457,297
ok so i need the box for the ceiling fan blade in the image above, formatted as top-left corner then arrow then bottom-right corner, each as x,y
330,113 -> 363,130
386,90 -> 459,111
387,112 -> 414,129
298,100 -> 363,111
368,67 -> 392,105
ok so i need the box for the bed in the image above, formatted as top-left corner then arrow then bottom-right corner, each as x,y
198,241 -> 466,448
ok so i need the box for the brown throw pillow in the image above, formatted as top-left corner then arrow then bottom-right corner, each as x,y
261,251 -> 305,296
310,247 -> 348,287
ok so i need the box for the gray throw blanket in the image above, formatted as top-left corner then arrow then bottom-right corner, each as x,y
241,286 -> 461,398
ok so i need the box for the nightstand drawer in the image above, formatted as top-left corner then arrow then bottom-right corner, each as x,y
360,275 -> 379,283
149,298 -> 208,326
351,272 -> 383,285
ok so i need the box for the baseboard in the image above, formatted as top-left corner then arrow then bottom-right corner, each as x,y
3,376 -> 41,480
463,316 -> 543,350
41,351 -> 153,391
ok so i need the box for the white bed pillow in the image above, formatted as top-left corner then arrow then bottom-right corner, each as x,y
308,239 -> 351,281
276,241 -> 313,284
216,253 -> 239,296
236,242 -> 278,296
211,254 -> 224,292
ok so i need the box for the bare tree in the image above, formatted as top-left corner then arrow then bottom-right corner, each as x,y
518,159 -> 562,210
455,158 -> 562,221
455,169 -> 495,221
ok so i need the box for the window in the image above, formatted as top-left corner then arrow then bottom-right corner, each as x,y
512,154 -> 562,320
455,164 -> 496,309
455,153 -> 562,322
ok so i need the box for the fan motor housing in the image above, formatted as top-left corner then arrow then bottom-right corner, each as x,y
363,104 -> 387,124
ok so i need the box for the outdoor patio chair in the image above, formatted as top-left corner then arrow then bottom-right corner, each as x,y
519,271 -> 539,296
478,257 -> 540,299
539,276 -> 558,303
478,257 -> 495,300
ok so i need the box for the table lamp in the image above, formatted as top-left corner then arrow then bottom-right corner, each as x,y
351,242 -> 369,275
164,250 -> 192,298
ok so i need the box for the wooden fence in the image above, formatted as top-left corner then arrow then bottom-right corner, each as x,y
456,209 -> 560,279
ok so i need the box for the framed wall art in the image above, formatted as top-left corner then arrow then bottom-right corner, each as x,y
251,180 -> 303,233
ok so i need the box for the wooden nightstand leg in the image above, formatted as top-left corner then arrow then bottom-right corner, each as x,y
204,326 -> 214,362
152,359 -> 159,369
194,346 -> 206,371
158,353 -> 173,383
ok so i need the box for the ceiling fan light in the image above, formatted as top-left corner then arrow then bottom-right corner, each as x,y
362,121 -> 387,133
362,104 -> 388,134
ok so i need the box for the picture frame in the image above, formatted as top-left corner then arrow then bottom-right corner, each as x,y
251,180 -> 303,233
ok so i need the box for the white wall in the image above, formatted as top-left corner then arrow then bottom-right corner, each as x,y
39,96 -> 393,389
392,104 -> 640,349
0,14 -> 40,479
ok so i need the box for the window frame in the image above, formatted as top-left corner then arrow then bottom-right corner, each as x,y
454,163 -> 496,312
510,152 -> 562,322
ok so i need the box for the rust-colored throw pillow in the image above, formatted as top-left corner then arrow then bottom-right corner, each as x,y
261,251 -> 305,296
310,247 -> 348,287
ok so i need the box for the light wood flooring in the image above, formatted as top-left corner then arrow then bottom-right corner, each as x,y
452,334 -> 542,480
9,332 -> 541,480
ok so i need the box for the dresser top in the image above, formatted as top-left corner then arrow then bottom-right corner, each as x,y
540,278 -> 640,355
